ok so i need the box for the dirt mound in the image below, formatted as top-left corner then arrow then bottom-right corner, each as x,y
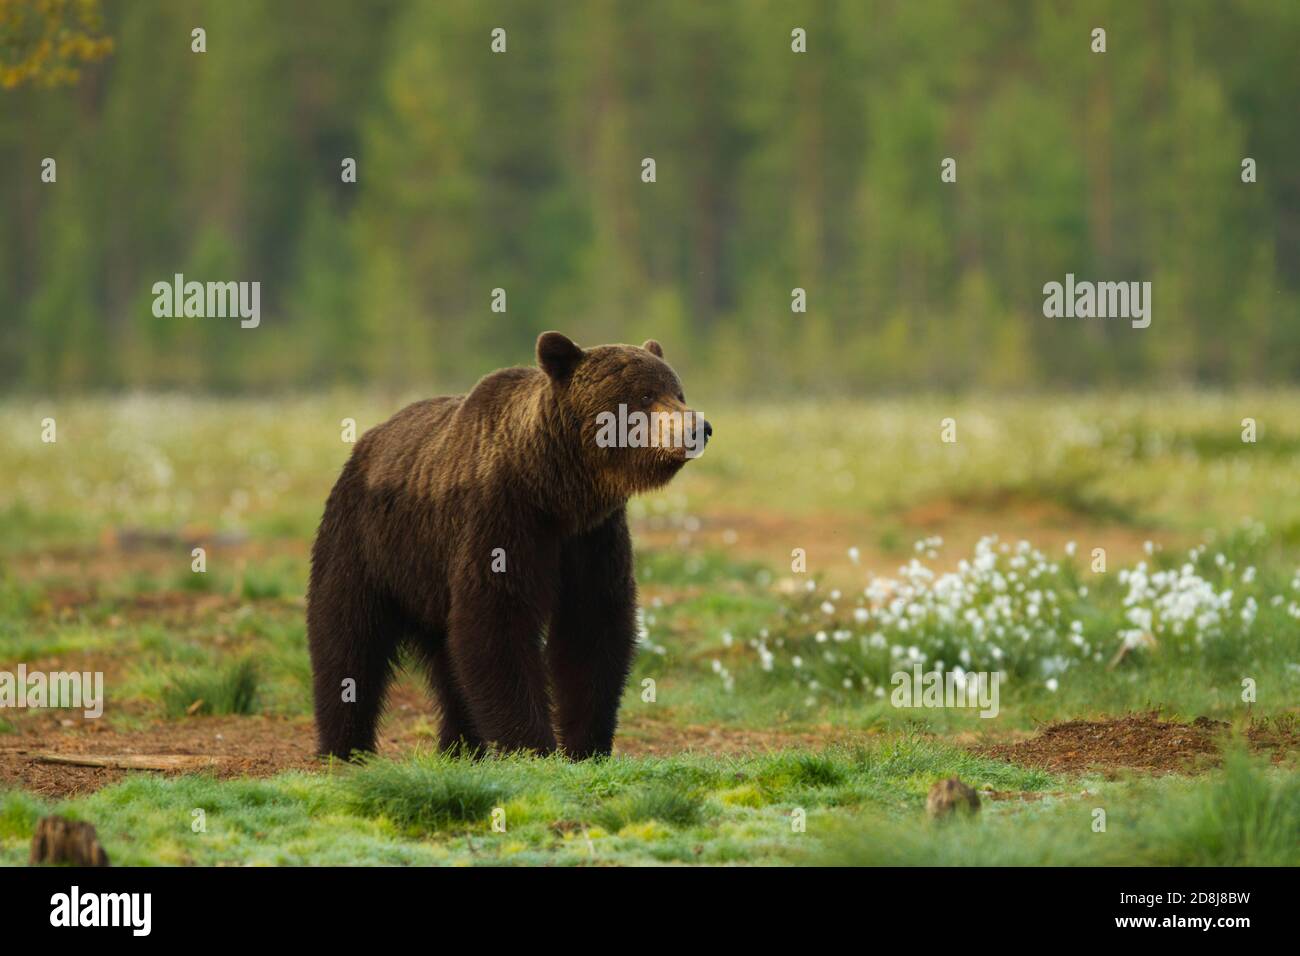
976,712 -> 1297,775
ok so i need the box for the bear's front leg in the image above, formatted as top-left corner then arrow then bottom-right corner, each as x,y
445,565 -> 557,755
548,510 -> 638,759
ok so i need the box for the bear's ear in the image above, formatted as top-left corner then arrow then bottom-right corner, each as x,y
537,331 -> 584,381
643,339 -> 664,359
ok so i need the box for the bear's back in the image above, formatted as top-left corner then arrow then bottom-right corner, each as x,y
360,367 -> 541,478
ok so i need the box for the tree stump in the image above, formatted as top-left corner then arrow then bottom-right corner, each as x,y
30,815 -> 111,866
926,777 -> 980,819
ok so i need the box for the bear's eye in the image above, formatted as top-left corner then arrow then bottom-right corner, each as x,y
640,393 -> 654,407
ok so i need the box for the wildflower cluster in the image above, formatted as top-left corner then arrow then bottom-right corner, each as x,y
712,533 -> 1290,705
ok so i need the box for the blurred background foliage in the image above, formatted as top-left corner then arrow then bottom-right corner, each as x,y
1,0 -> 1297,395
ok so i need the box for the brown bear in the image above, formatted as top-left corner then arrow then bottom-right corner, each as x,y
307,332 -> 710,759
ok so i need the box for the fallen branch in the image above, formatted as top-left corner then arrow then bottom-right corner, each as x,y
31,753 -> 226,771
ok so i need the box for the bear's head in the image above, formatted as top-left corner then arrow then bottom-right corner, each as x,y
536,331 -> 711,497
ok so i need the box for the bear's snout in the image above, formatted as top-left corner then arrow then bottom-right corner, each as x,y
685,414 -> 711,458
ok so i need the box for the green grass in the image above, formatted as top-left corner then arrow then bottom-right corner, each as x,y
819,750 -> 1300,866
0,739 -> 1060,866
592,784 -> 709,832
344,756 -> 516,833
161,658 -> 260,717
3,742 -> 1292,866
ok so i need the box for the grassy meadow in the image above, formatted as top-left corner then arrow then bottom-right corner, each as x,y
0,392 -> 1297,865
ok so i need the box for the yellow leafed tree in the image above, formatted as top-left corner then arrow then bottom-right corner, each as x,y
0,0 -> 113,89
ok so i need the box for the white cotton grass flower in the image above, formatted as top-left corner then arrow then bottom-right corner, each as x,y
711,659 -> 735,693
717,532 -> 1277,703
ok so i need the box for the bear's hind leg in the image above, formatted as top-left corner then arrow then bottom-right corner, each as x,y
307,579 -> 402,760
413,639 -> 486,756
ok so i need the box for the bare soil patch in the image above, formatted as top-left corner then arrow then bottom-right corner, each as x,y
614,717 -> 848,756
0,716 -> 318,798
0,696 -> 846,799
5,708 -> 1294,800
975,712 -> 1297,775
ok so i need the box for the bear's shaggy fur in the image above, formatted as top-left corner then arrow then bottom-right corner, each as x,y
307,332 -> 709,759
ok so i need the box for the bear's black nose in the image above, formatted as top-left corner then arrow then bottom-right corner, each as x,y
702,419 -> 713,444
